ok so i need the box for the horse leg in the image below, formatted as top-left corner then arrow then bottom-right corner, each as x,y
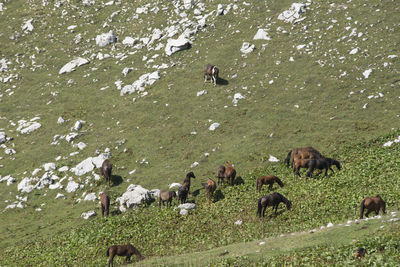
108,254 -> 115,267
365,210 -> 371,218
204,74 -> 208,83
101,205 -> 105,217
269,184 -> 273,191
262,206 -> 266,218
274,205 -> 278,216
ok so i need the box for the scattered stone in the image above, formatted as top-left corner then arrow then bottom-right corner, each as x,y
84,192 -> 96,201
81,210 -> 96,219
165,35 -> 191,56
55,193 -> 65,199
327,222 -> 334,228
363,69 -> 372,79
43,162 -> 56,172
178,203 -> 196,210
240,42 -> 255,54
22,19 -> 34,33
169,183 -> 182,189
116,184 -> 153,211
0,131 -> 6,144
57,117 -> 65,124
16,119 -> 41,134
209,122 -> 220,131
59,57 -> 89,74
66,181 -> 80,193
253,29 -> 271,40
120,71 -> 160,95
278,3 -> 307,24
122,36 -> 138,46
96,30 -> 117,47
268,155 -> 279,162
234,220 -> 243,225
17,178 -> 35,193
233,93 -> 245,106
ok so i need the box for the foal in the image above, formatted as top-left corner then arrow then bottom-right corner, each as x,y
159,190 -> 177,207
306,157 -> 341,177
256,175 -> 284,192
224,161 -> 236,185
100,192 -> 110,217
204,64 -> 219,86
217,165 -> 226,185
106,244 -> 144,267
360,195 -> 386,219
257,192 -> 292,218
100,159 -> 112,186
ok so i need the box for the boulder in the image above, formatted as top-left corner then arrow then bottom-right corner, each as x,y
35,172 -> 54,190
253,29 -> 271,40
122,36 -> 138,46
96,30 -> 117,47
0,131 -> 6,144
84,192 -> 97,201
165,35 -> 191,56
183,0 -> 194,9
116,184 -> 153,211
17,178 -> 35,193
43,162 -> 56,172
178,203 -> 196,210
70,153 -> 109,176
277,3 -> 306,24
59,57 -> 89,74
66,181 -> 80,193
16,120 -> 41,134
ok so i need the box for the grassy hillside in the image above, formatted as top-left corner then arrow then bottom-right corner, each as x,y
0,0 -> 399,265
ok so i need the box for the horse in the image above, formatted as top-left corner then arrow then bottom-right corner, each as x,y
178,184 -> 189,204
305,157 -> 341,177
100,159 -> 112,186
106,244 -> 144,267
284,147 -> 322,168
257,192 -> 292,218
204,178 -> 217,200
360,195 -> 386,219
224,161 -> 236,185
159,190 -> 177,207
204,64 -> 219,86
182,171 -> 196,193
217,165 -> 226,185
256,175 -> 284,192
354,248 -> 367,259
100,192 -> 110,217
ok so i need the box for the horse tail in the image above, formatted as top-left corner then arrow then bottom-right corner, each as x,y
257,198 -> 262,217
284,150 -> 292,167
360,199 -> 365,219
275,177 -> 284,187
106,247 -> 110,257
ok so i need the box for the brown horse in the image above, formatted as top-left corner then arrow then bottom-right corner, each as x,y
225,161 -> 236,185
178,184 -> 189,204
204,178 -> 217,200
217,165 -> 226,185
204,64 -> 219,86
159,190 -> 177,207
257,192 -> 292,218
354,248 -> 367,259
285,147 -> 322,168
106,244 -> 144,267
100,192 -> 110,217
360,195 -> 386,219
100,159 -> 112,186
183,171 -> 196,193
256,175 -> 284,192
306,157 -> 341,177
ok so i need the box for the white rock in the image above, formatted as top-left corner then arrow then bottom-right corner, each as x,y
183,0 -> 194,9
66,132 -> 79,142
190,162 -> 199,168
278,3 -> 306,24
84,193 -> 97,201
363,69 -> 372,79
122,67 -> 133,77
259,242 -> 265,245
55,193 -> 65,199
122,36 -> 138,46
22,19 -> 34,32
268,155 -> 279,162
120,71 -> 160,95
235,220 -> 243,225
43,162 -> 56,171
58,166 -> 69,172
57,117 -> 65,124
17,178 -> 34,193
240,42 -> 255,54
7,177 -> 16,186
197,90 -> 207,96
70,153 -> 109,176
59,57 -> 89,74
209,122 -> 220,131
233,93 -> 245,106
73,120 -> 83,131
66,181 -> 80,193
180,209 -> 189,215
0,131 -> 6,144
96,30 -> 117,47
35,173 -> 54,190
169,183 -> 182,189
76,142 -> 87,150
217,4 -> 224,15
49,182 -> 62,190
165,35 -> 191,56
253,29 -> 271,40
327,222 -> 334,228
16,120 -> 41,134
178,203 -> 196,210
116,184 -> 153,210
81,210 -> 96,219
349,47 -> 360,54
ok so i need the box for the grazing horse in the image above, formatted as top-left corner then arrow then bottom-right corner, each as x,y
106,244 -> 144,267
183,171 -> 196,193
305,157 -> 341,177
100,192 -> 110,217
178,185 -> 189,204
217,165 -> 226,185
256,175 -> 284,192
354,248 -> 367,259
204,64 -> 219,86
284,147 -> 322,168
100,159 -> 112,186
360,195 -> 386,219
257,192 -> 292,218
159,190 -> 177,207
204,178 -> 217,200
224,161 -> 236,185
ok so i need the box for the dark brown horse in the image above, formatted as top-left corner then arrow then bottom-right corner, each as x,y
204,64 -> 219,86
178,185 -> 189,204
106,244 -> 144,267
224,161 -> 236,185
354,248 -> 367,259
183,171 -> 196,193
257,192 -> 292,218
285,147 -> 322,168
159,190 -> 177,207
204,178 -> 217,200
305,157 -> 341,177
360,195 -> 386,219
100,192 -> 110,217
256,175 -> 284,192
217,165 -> 226,185
100,159 -> 112,186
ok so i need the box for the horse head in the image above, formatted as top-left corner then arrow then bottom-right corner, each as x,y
187,171 -> 196,179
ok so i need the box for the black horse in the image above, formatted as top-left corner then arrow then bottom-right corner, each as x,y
257,192 -> 292,218
306,157 -> 341,177
178,185 -> 189,204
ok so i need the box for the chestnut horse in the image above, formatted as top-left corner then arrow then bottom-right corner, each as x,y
100,192 -> 110,217
284,147 -> 322,168
224,161 -> 236,185
204,178 -> 217,200
360,195 -> 386,219
257,192 -> 292,218
100,159 -> 112,186
106,244 -> 144,267
204,64 -> 219,86
217,165 -> 226,185
256,175 -> 284,192
159,190 -> 177,207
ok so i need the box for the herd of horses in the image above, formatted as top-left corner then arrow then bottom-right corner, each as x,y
96,65 -> 387,265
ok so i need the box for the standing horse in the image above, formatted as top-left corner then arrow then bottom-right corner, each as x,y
360,195 -> 386,219
183,171 -> 196,193
257,192 -> 292,218
106,244 -> 144,267
100,192 -> 110,217
305,157 -> 341,177
204,178 -> 217,200
178,185 -> 189,204
285,147 -> 322,168
256,175 -> 284,192
204,64 -> 219,86
217,165 -> 226,185
159,190 -> 177,207
100,159 -> 112,186
225,161 -> 236,185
